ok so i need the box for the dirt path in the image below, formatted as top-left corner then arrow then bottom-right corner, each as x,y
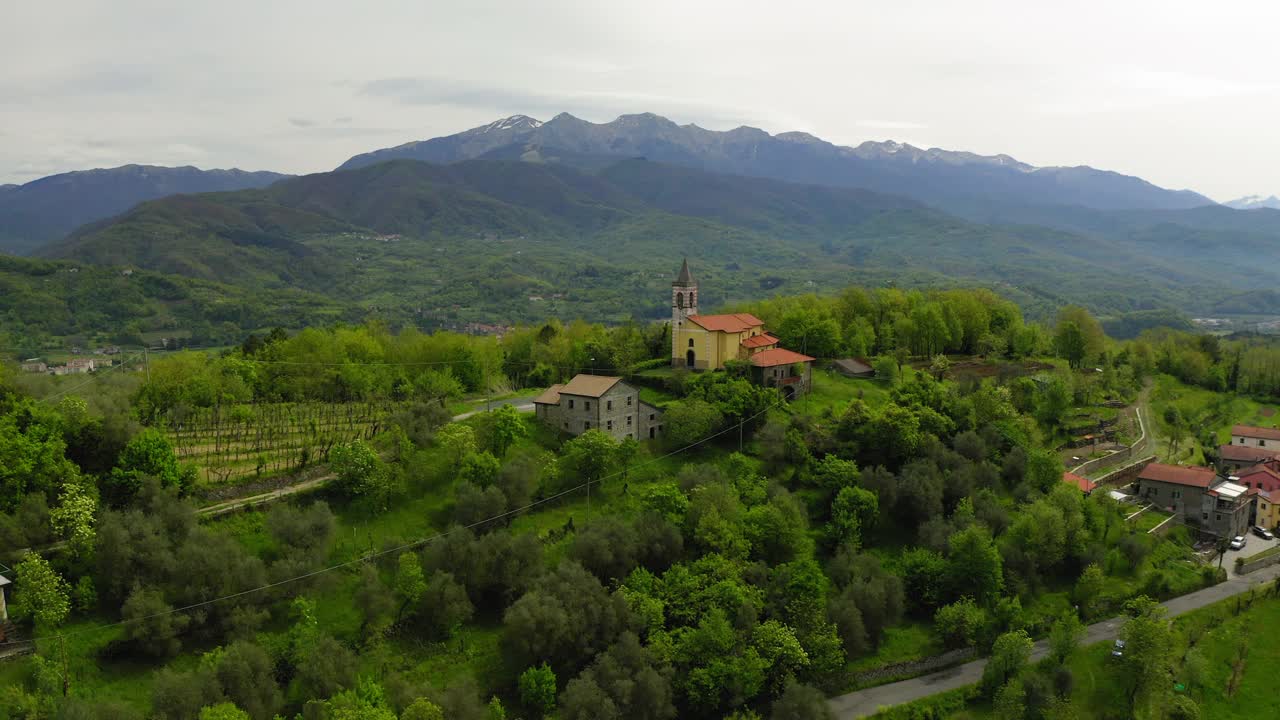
827,562 -> 1280,718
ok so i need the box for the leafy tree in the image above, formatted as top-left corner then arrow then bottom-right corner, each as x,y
1026,449 -> 1063,494
519,663 -> 557,719
501,561 -> 630,675
830,485 -> 877,548
12,552 -> 70,629
872,356 -> 899,386
947,525 -> 1004,603
215,641 -> 282,720
460,451 -> 502,487
296,634 -> 358,699
639,482 -> 689,523
109,428 -> 188,499
436,424 -> 478,465
663,399 -> 725,447
671,607 -> 767,711
770,680 -> 834,720
419,571 -> 474,640
401,698 -> 446,720
330,439 -> 392,504
558,430 -> 620,491
1073,563 -> 1105,619
934,597 -> 985,649
1118,596 -> 1172,713
355,563 -> 393,638
50,479 -> 97,556
198,704 -> 250,720
810,455 -> 860,491
1049,611 -> 1084,664
453,481 -> 507,529
981,630 -> 1032,697
323,679 -> 399,720
393,552 -> 427,623
489,405 -> 526,457
1167,695 -> 1201,720
122,586 -> 188,657
993,679 -> 1027,720
151,667 -> 225,720
1055,322 -> 1087,369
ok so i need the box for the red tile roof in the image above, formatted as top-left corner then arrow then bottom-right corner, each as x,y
1235,463 -> 1280,492
1063,471 -> 1096,494
750,347 -> 816,368
687,313 -> 765,333
1138,463 -> 1218,488
1219,444 -> 1280,463
1232,425 -> 1280,441
741,333 -> 779,349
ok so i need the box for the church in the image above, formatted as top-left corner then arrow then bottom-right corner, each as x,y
670,260 -> 815,396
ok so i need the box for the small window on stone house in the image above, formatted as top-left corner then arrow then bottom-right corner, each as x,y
585,401 -> 591,411
1203,512 -> 1209,519
627,415 -> 632,426
568,399 -> 575,409
627,395 -> 633,406
584,421 -> 591,430
1216,513 -> 1222,521
607,420 -> 613,430
607,399 -> 612,411
649,413 -> 655,421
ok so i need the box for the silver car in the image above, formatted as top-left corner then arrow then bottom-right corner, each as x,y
1229,535 -> 1247,551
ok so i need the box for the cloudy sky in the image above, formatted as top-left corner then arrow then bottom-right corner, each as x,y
4,1 -> 1278,201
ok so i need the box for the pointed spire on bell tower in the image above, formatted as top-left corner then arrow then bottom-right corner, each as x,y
674,257 -> 695,287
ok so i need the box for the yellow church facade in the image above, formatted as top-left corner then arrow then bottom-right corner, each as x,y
669,259 -> 782,370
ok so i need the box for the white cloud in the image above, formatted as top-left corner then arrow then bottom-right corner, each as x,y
2,1 -> 1280,198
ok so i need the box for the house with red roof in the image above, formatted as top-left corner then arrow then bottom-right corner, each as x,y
669,260 -> 815,395
1062,471 -> 1096,495
1137,462 -> 1250,538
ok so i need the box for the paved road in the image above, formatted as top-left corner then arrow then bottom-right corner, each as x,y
828,562 -> 1280,718
1221,532 -> 1275,577
451,395 -> 536,421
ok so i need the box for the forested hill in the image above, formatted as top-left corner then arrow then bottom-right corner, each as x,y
0,164 -> 289,255
41,157 -> 1245,328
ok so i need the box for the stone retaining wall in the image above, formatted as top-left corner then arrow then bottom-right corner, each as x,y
851,647 -> 976,686
1237,550 -> 1280,575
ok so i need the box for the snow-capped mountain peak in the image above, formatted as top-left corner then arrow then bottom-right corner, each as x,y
479,115 -> 543,133
1225,194 -> 1280,210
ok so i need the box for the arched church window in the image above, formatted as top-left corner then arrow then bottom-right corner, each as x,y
677,293 -> 684,308
689,338 -> 695,347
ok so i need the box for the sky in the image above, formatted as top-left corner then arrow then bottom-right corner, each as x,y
4,1 -> 1279,201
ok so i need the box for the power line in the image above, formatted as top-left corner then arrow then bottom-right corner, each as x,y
0,397 -> 782,649
34,355 -> 143,405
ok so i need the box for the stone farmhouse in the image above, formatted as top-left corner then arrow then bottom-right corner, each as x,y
533,374 -> 663,441
1137,462 -> 1250,539
669,259 -> 815,396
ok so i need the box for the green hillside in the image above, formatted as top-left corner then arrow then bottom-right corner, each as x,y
42,158 -> 1240,332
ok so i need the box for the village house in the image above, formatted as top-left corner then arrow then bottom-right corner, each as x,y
533,374 -> 663,441
0,573 -> 9,622
19,359 -> 47,373
1230,424 -> 1280,449
1137,463 -> 1250,539
669,259 -> 815,396
1232,460 -> 1280,530
1217,443 -> 1280,474
1062,470 -> 1097,495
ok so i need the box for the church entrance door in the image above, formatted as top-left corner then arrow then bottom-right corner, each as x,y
686,350 -> 696,368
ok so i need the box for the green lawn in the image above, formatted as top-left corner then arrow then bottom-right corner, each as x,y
847,622 -> 941,675
797,367 -> 893,417
1130,507 -> 1175,533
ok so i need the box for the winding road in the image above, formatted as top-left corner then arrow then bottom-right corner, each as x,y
828,562 -> 1280,717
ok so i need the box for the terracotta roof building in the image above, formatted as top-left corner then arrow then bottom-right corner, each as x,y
1231,425 -> 1280,446
1062,471 -> 1097,495
667,261 -> 816,398
1137,463 -> 1249,539
1218,443 -> 1280,473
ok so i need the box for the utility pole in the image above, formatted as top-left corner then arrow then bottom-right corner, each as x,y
739,420 -> 744,452
60,635 -> 69,696
143,347 -> 151,382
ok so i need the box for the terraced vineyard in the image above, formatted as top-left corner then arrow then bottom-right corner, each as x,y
161,401 -> 405,486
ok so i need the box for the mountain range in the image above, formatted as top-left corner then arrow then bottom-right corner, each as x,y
0,164 -> 289,255
7,111 -> 1280,343
1226,195 -> 1280,210
339,113 -> 1215,218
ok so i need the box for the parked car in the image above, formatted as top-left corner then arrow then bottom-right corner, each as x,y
1252,526 -> 1274,540
1229,535 -> 1247,551
1111,639 -> 1126,658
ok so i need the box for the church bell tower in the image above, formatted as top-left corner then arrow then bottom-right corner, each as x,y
672,259 -> 697,366
672,258 -> 697,328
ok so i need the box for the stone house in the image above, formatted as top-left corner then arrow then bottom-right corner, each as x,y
533,374 -> 663,441
1218,443 -> 1280,474
1137,463 -> 1250,539
749,347 -> 816,399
